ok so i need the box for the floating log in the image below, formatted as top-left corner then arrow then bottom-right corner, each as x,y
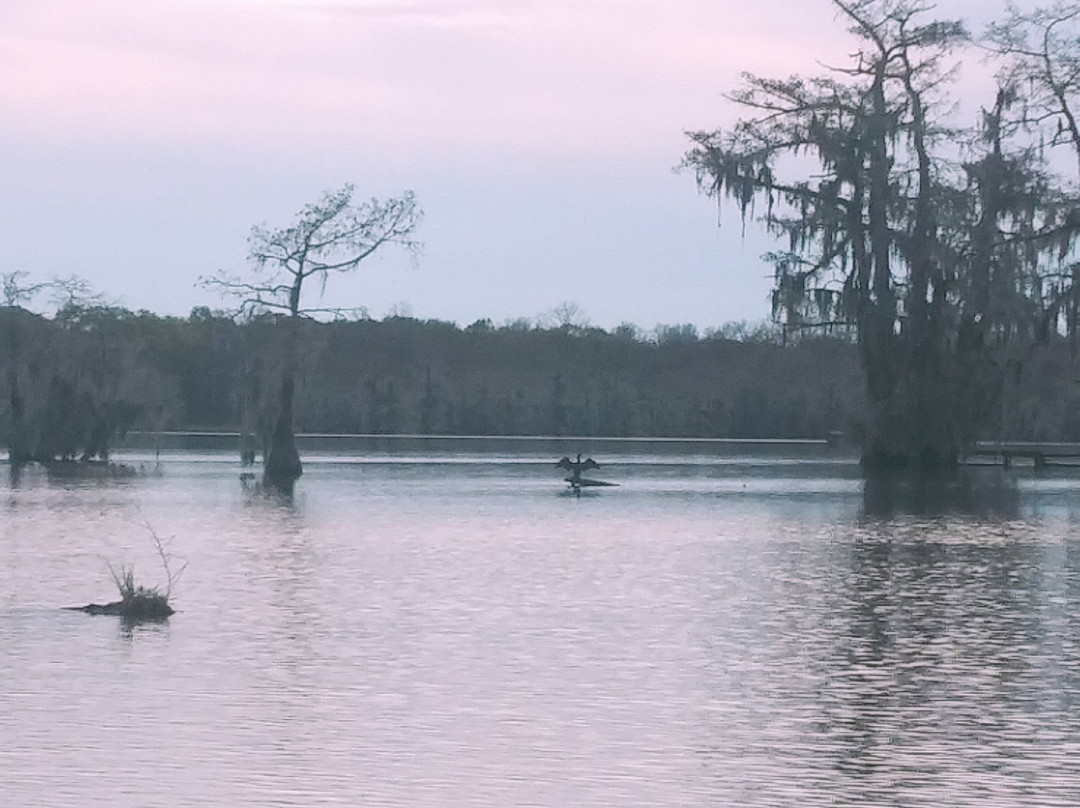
66,597 -> 174,620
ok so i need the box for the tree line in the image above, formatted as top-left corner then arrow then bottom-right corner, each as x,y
4,300 -> 1080,465
0,303 -> 863,455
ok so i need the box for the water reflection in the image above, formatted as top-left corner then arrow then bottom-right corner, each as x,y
2,451 -> 1080,807
117,613 -> 172,641
241,473 -> 300,507
693,506 -> 1080,806
862,467 -> 1020,519
819,524 -> 1080,805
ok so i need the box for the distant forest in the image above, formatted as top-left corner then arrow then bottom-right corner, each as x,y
4,304 -> 1080,461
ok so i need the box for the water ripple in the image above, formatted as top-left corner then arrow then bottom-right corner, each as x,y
1,459 -> 1079,806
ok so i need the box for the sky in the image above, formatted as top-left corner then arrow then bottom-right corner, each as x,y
0,0 -> 1010,330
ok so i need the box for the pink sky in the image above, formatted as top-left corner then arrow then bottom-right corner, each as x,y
2,0 -> 829,150
0,0 -> 1016,329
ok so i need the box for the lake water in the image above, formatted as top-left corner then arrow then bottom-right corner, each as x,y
2,438 -> 1080,807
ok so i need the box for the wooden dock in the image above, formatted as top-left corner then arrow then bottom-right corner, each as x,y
968,442 -> 1080,469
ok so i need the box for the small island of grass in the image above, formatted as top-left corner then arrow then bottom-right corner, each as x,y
68,567 -> 174,619
67,522 -> 185,622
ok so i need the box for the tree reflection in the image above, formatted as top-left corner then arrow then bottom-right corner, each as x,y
824,520 -> 1076,801
862,468 -> 1019,519
832,538 -> 894,779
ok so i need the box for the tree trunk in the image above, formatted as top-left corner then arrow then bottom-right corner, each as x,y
7,370 -> 31,464
860,373 -> 964,472
5,317 -> 32,464
859,335 -> 1002,473
263,372 -> 302,492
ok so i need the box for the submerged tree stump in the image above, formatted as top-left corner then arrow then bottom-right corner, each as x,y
66,592 -> 174,620
263,419 -> 301,492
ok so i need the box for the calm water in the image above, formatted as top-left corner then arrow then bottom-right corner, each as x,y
2,440 -> 1080,807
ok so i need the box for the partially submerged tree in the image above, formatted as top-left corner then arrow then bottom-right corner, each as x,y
2,276 -> 145,467
1,272 -> 47,462
685,0 -> 1080,471
203,184 -> 422,490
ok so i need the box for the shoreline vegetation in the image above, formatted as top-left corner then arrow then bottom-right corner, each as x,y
0,306 -> 868,449
3,306 -> 1080,476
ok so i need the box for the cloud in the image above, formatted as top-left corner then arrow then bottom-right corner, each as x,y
0,0 -> 844,155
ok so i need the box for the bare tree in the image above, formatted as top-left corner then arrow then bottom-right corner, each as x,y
544,301 -> 590,332
202,184 -> 422,491
2,271 -> 49,309
50,275 -> 107,314
203,184 -> 421,320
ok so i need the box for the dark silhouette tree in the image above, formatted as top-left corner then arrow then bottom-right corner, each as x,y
202,184 -> 421,490
1,274 -> 146,466
1,272 -> 49,463
685,0 -> 1080,471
